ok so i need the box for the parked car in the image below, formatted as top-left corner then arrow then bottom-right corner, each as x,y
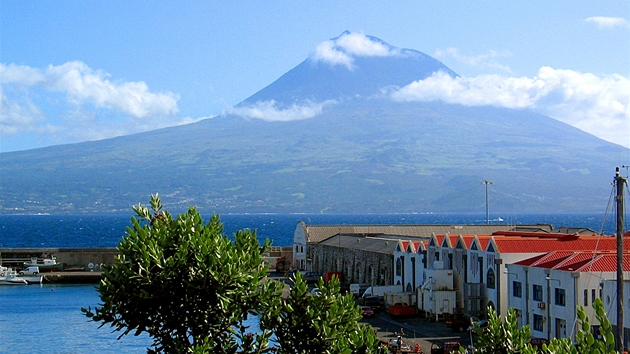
302,271 -> 320,283
362,295 -> 381,309
446,314 -> 478,332
430,341 -> 461,354
468,319 -> 489,336
284,270 -> 319,283
360,306 -> 374,317
529,337 -> 549,350
19,266 -> 39,275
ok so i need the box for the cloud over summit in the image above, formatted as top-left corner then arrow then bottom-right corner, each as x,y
311,32 -> 410,70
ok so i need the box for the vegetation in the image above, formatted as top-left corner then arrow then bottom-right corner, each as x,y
461,298 -> 619,354
83,195 -> 383,354
2,97 -> 622,215
261,274 -> 385,354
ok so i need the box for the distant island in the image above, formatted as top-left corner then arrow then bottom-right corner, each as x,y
0,33 -> 626,214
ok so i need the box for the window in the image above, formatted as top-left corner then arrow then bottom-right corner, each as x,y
592,289 -> 596,304
533,314 -> 544,332
487,269 -> 496,289
395,257 -> 402,276
555,288 -> 566,306
584,289 -> 590,306
513,281 -> 522,298
533,284 -> 543,301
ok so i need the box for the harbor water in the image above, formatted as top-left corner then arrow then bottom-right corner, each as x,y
0,212 -> 615,352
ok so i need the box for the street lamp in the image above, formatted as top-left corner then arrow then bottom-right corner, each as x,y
483,180 -> 493,224
546,276 -> 561,341
504,270 -> 519,317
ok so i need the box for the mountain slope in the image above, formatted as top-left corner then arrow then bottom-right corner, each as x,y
0,34 -> 626,214
242,33 -> 457,106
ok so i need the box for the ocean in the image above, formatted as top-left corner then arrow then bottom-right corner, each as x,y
0,212 -> 616,248
0,212 -> 618,353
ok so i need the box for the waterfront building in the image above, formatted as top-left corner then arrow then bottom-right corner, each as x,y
602,278 -> 630,350
506,250 -> 630,346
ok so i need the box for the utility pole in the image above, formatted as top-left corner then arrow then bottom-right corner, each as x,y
614,167 -> 625,352
483,180 -> 493,224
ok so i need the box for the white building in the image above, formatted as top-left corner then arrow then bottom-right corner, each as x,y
602,278 -> 630,349
507,250 -> 630,345
393,239 -> 426,291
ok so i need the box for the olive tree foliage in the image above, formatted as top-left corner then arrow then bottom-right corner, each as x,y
83,195 -> 283,353
542,298 -> 618,354
261,273 -> 386,354
83,195 -> 383,354
462,307 -> 537,354
461,298 -> 619,354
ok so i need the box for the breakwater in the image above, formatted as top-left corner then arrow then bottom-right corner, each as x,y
1,246 -> 294,284
1,247 -> 118,271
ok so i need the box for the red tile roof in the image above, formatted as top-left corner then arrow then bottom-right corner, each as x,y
490,235 -> 628,253
517,251 -> 630,272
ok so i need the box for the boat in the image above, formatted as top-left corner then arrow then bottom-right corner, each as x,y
24,255 -> 63,272
0,266 -> 28,285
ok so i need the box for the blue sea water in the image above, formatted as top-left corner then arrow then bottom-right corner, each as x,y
0,212 -> 617,248
0,212 -> 620,353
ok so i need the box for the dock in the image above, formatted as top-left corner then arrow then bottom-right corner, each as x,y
43,271 -> 103,284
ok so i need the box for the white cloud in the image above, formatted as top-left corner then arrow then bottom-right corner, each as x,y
1,62 -> 179,118
0,88 -> 46,135
0,61 -> 185,150
434,47 -> 513,73
312,41 -> 354,69
585,16 -> 629,29
391,67 -> 630,147
311,32 -> 406,70
0,61 -> 191,151
225,100 -> 336,122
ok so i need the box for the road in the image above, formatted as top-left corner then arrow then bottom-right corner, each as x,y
360,310 -> 473,353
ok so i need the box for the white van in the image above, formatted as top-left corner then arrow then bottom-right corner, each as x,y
19,266 -> 39,275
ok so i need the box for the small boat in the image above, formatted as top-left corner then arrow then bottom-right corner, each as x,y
24,256 -> 63,272
0,267 -> 28,285
20,275 -> 44,284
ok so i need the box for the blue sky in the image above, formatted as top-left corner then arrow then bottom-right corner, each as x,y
1,1 -> 628,152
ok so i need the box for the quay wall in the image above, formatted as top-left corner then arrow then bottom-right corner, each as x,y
1,246 -> 294,273
0,248 -> 118,271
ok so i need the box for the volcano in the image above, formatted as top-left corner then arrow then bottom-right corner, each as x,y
0,32 -> 626,214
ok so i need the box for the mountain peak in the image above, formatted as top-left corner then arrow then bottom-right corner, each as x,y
239,32 -> 456,107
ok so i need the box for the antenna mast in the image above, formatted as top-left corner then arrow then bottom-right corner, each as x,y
614,167 -> 625,352
483,180 -> 493,225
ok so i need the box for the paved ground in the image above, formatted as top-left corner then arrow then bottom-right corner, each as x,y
274,278 -> 473,353
360,309 -> 472,353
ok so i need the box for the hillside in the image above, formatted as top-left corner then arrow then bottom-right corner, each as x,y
0,34 -> 626,214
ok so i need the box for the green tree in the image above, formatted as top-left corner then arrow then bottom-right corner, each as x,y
461,298 -> 620,354
542,298 -> 618,354
261,273 -> 386,354
83,195 -> 282,353
463,307 -> 537,354
83,194 -> 382,354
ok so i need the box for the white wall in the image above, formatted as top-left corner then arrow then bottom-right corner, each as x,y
506,264 -> 616,343
292,223 -> 307,270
